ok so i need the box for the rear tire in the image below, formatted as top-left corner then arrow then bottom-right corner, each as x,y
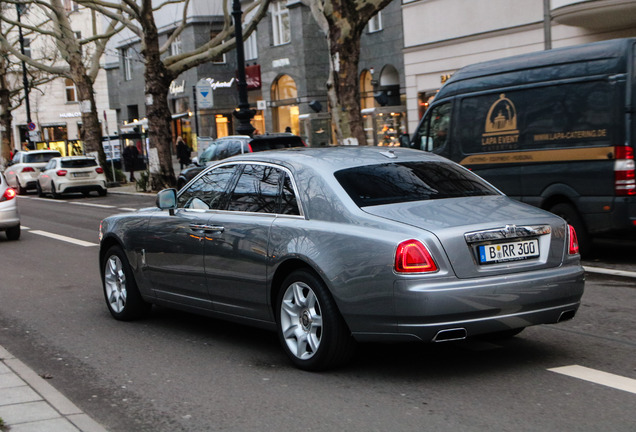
101,245 -> 151,320
276,269 -> 355,371
16,181 -> 27,195
51,182 -> 61,199
98,188 -> 107,197
5,224 -> 20,241
549,203 -> 591,256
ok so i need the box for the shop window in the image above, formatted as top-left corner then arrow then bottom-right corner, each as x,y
65,78 -> 78,103
271,75 -> 299,134
216,115 -> 230,138
360,70 -> 375,110
368,12 -> 382,33
122,48 -> 132,81
209,31 -> 227,63
271,1 -> 290,46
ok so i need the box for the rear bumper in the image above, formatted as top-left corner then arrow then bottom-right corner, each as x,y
352,264 -> 584,343
58,180 -> 107,194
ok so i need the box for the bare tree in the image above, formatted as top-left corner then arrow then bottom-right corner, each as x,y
75,0 -> 270,190
0,3 -> 57,168
0,0 -> 124,176
301,0 -> 393,146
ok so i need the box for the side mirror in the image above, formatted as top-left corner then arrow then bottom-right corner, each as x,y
156,188 -> 177,215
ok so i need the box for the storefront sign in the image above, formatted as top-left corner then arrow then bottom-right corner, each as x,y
246,64 -> 261,90
60,112 -> 82,118
207,78 -> 235,89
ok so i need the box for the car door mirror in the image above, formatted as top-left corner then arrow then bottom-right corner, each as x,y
156,188 -> 177,215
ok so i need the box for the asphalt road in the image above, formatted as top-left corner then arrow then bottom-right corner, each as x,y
1,192 -> 634,431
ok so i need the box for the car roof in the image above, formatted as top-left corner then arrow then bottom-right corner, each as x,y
223,146 -> 447,173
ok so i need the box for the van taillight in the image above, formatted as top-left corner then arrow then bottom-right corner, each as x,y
614,146 -> 636,196
395,239 -> 438,273
568,224 -> 579,255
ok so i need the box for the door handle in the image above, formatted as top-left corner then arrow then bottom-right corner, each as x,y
189,224 -> 225,233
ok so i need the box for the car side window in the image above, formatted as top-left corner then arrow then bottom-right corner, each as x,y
44,160 -> 56,170
227,164 -> 281,213
279,173 -> 300,215
415,102 -> 452,152
177,164 -> 236,210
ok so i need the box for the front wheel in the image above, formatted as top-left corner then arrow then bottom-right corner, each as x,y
36,182 -> 44,197
277,269 -> 355,371
102,245 -> 151,320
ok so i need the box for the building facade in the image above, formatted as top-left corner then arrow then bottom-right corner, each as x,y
7,2 -> 117,156
105,0 -> 406,149
402,0 -> 636,132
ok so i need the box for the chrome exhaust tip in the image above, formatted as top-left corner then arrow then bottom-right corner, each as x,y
558,310 -> 576,323
432,328 -> 467,342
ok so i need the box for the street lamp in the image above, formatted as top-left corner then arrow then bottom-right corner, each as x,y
15,3 -> 33,149
231,0 -> 255,137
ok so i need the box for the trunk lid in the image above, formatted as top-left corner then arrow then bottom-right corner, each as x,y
363,196 -> 568,279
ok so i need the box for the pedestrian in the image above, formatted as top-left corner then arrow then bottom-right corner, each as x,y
176,136 -> 191,170
122,143 -> 139,182
284,126 -> 292,133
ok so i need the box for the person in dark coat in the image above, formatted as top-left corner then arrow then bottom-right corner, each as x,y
176,136 -> 191,169
122,143 -> 139,182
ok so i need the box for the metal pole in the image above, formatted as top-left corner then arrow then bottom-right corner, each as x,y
543,0 -> 552,50
232,0 -> 255,136
192,85 -> 199,138
16,4 -> 32,149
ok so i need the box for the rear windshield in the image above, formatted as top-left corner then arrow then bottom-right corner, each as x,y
250,137 -> 305,151
61,159 -> 98,168
334,162 -> 499,207
24,152 -> 61,163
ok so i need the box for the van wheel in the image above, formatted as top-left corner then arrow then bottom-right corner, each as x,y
549,203 -> 591,256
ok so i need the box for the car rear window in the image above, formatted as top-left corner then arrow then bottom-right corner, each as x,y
334,162 -> 499,207
250,137 -> 305,151
24,152 -> 61,163
61,159 -> 98,168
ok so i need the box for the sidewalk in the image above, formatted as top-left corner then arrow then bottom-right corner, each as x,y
0,345 -> 108,432
107,155 -> 183,195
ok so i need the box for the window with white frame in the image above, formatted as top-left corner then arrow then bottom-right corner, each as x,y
209,31 -> 227,64
123,48 -> 132,81
271,1 -> 290,46
368,12 -> 383,33
245,32 -> 258,61
65,78 -> 78,102
171,34 -> 182,56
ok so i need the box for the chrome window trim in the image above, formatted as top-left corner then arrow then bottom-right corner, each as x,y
179,160 -> 305,218
464,225 -> 551,244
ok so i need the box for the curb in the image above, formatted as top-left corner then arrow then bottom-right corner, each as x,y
0,345 -> 108,432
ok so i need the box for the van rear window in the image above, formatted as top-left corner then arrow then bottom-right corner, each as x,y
335,162 -> 499,207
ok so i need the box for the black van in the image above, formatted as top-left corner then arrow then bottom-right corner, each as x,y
412,38 -> 636,254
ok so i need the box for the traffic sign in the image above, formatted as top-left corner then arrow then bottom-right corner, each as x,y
27,122 -> 36,131
196,79 -> 213,109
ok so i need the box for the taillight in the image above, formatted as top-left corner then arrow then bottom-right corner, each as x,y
56,170 -> 68,176
395,239 -> 438,273
1,187 -> 17,202
247,143 -> 253,153
568,224 -> 579,255
614,146 -> 635,196
96,167 -> 104,174
22,167 -> 35,173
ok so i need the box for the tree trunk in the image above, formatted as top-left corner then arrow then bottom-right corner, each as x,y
0,60 -> 13,167
75,75 -> 108,172
141,0 -> 176,191
327,36 -> 366,146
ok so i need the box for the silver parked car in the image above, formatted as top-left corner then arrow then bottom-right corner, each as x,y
99,147 -> 584,370
0,172 -> 20,240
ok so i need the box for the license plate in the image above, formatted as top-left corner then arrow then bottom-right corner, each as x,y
478,239 -> 539,264
73,172 -> 90,178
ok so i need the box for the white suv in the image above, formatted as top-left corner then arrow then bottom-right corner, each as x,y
36,156 -> 108,198
5,150 -> 61,194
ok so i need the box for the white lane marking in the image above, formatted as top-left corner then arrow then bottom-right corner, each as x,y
548,365 -> 636,395
29,230 -> 98,247
70,202 -> 115,209
21,226 -> 30,230
118,207 -> 137,212
584,266 -> 636,279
